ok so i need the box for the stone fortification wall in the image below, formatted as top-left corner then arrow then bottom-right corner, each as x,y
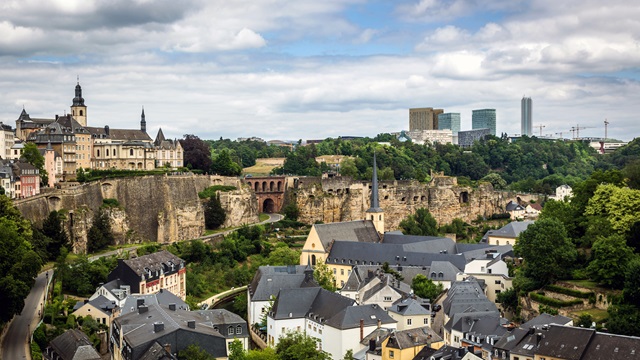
14,175 -> 258,253
290,175 -> 537,230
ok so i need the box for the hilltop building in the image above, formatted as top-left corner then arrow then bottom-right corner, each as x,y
410,107 -> 444,131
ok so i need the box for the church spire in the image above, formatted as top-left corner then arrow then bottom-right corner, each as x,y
141,107 -> 147,132
72,77 -> 85,106
366,152 -> 384,234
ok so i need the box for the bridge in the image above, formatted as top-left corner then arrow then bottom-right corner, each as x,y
244,176 -> 287,213
197,285 -> 248,309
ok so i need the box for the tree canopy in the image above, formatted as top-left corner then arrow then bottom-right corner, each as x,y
400,208 -> 438,236
411,274 -> 443,301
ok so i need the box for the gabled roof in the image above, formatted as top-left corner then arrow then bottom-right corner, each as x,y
248,265 -> 317,301
121,250 -> 184,278
582,332 -> 640,360
137,342 -> 174,360
485,221 -> 534,240
120,289 -> 189,316
323,303 -> 396,330
387,297 -> 431,316
428,261 -> 462,282
521,313 -> 572,328
361,275 -> 409,302
386,326 -> 442,350
47,329 -> 101,360
85,126 -> 152,142
536,325 -> 594,360
506,201 -> 525,211
493,327 -> 530,352
271,287 -> 354,321
73,295 -> 116,315
313,220 -> 381,250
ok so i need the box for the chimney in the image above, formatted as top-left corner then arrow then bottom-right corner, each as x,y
169,303 -> 176,311
105,125 -> 110,135
458,347 -> 466,356
377,319 -> 382,329
187,320 -> 196,329
369,339 -> 376,352
137,298 -> 144,307
138,305 -> 148,314
467,345 -> 474,354
154,322 -> 164,332
360,319 -> 364,341
536,333 -> 542,346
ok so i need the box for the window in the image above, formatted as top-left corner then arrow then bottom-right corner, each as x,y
281,327 -> 285,333
454,336 -> 459,343
237,325 -> 242,334
389,350 -> 394,359
407,319 -> 412,325
130,149 -> 134,156
495,280 -> 501,284
384,296 -> 392,302
495,290 -> 501,294
228,327 -> 234,335
424,318 -> 429,325
341,269 -> 344,275
333,268 -> 336,274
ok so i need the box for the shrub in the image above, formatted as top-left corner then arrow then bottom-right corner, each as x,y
101,198 -> 120,208
538,304 -> 559,315
198,185 -> 237,199
545,284 -> 594,299
530,292 -> 584,307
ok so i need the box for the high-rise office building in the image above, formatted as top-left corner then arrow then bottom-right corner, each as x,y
472,109 -> 496,136
521,97 -> 532,136
409,107 -> 444,131
438,113 -> 461,134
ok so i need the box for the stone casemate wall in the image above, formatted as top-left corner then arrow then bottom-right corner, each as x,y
14,175 -> 258,253
289,175 -> 529,231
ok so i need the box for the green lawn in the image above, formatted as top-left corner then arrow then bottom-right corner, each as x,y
570,308 -> 609,323
565,280 -> 600,290
259,213 -> 270,222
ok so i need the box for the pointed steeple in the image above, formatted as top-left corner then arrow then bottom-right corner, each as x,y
154,127 -> 165,146
366,152 -> 384,234
72,77 -> 85,106
141,107 -> 147,132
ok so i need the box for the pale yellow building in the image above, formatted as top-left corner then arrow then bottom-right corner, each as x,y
71,295 -> 116,328
382,327 -> 443,360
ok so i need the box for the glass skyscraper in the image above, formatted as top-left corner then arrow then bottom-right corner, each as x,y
438,113 -> 461,134
521,97 -> 532,136
472,109 -> 496,136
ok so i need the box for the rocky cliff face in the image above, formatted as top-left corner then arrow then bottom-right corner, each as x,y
290,175 -> 541,230
14,175 -> 258,253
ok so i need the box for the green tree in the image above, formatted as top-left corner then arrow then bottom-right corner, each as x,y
585,184 -> 640,234
587,234 -> 634,288
87,209 -> 114,253
623,257 -> 640,304
576,313 -> 594,328
282,202 -> 299,221
514,217 -> 576,287
313,259 -> 336,292
42,210 -> 68,260
400,208 -> 438,236
180,134 -> 214,172
496,287 -> 518,313
246,347 -> 279,360
481,173 -> 507,189
606,304 -> 640,336
211,149 -> 243,176
266,243 -> 301,266
178,344 -> 215,360
344,349 -> 355,360
21,142 -> 48,185
276,332 -> 331,360
204,194 -> 226,230
411,274 -> 443,301
228,339 -> 246,360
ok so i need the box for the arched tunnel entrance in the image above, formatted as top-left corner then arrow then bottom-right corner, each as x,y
263,199 -> 276,213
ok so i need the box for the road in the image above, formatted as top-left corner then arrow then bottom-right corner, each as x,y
1,212 -> 282,360
2,271 -> 49,360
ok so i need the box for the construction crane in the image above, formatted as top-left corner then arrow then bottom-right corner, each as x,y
570,124 -> 594,139
535,124 -> 546,137
555,132 -> 564,139
604,119 -> 609,140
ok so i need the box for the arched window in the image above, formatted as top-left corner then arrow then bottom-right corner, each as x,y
97,149 -> 100,157
236,325 -> 242,334
80,110 -> 84,116
311,255 -> 316,266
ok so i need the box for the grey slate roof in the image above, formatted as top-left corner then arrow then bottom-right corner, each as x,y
47,329 -> 101,360
107,250 -> 185,293
493,327 -> 530,353
324,304 -> 396,330
386,326 -> 442,350
420,345 -> 482,360
73,295 -> 116,315
506,200 -> 525,211
443,280 -> 497,318
85,126 -> 152,142
120,289 -> 189,316
326,241 -> 467,270
428,261 -> 462,282
482,221 -> 534,241
361,275 -> 411,302
582,332 -> 640,360
313,220 -> 381,250
248,265 -> 317,301
388,297 -> 431,316
194,309 -> 248,339
383,233 -> 453,245
137,342 -> 174,360
536,325 -> 594,360
521,313 -> 572,328
271,287 -> 354,321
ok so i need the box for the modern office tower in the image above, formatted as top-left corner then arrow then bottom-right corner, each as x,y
472,109 -> 496,136
409,107 -> 444,131
438,113 -> 461,134
458,128 -> 492,147
521,97 -> 532,136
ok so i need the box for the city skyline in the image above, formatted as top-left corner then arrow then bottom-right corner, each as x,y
0,1 -> 638,142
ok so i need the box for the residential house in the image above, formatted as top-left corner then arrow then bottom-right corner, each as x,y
267,287 -> 396,360
89,278 -> 131,308
387,297 -> 433,330
552,185 -> 573,201
15,108 -> 55,141
0,162 -> 15,198
39,142 -> 63,187
154,128 -> 183,168
110,303 -> 241,360
382,326 -> 443,360
9,141 -> 24,160
340,270 -> 411,309
482,221 -> 534,246
72,295 -> 117,328
413,345 -> 483,360
455,274 -> 513,305
13,160 -> 40,198
534,325 -> 595,360
505,201 -> 526,220
247,265 -> 317,327
442,280 -> 499,328
116,288 -> 189,317
107,250 -> 186,300
0,122 -> 14,160
43,329 -> 101,360
525,203 -> 542,217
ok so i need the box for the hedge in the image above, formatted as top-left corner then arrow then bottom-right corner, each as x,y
545,284 -> 594,299
530,292 -> 584,308
198,185 -> 238,199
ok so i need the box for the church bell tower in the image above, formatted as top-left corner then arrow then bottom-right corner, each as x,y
366,153 -> 385,234
70,77 -> 87,126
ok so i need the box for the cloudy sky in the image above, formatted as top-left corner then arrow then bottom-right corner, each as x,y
1,0 -> 638,142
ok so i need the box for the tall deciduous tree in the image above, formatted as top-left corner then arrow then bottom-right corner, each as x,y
87,209 -> 114,253
42,210 -> 68,260
514,217 -> 576,287
313,259 -> 336,292
400,208 -> 438,236
623,257 -> 640,304
587,234 -> 634,288
21,142 -> 48,185
211,149 -> 242,176
204,194 -> 226,229
180,134 -> 213,172
411,274 -> 443,301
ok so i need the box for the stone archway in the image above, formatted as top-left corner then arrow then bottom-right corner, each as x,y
263,198 -> 276,213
